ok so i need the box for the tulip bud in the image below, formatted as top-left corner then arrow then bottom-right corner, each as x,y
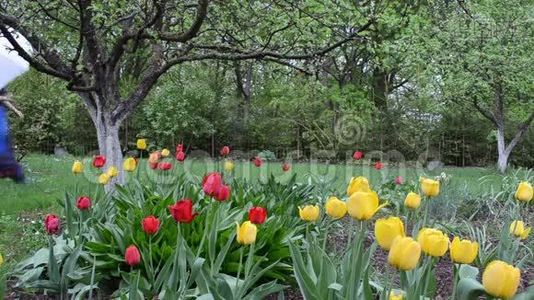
509,220 -> 531,240
388,236 -> 421,271
149,151 -> 161,163
44,214 -> 61,235
325,196 -> 347,219
420,177 -> 440,197
404,192 -> 421,209
123,157 -> 137,172
175,151 -> 186,162
76,196 -> 91,210
142,216 -> 160,235
72,160 -> 84,175
136,139 -> 147,150
161,148 -> 170,157
214,184 -> 231,201
107,166 -> 119,178
395,176 -> 403,185
220,146 -> 230,157
253,156 -> 262,167
450,237 -> 478,264
158,162 -> 172,170
374,161 -> 384,170
298,205 -> 320,222
168,199 -> 198,223
482,260 -> 520,299
375,216 -> 405,250
249,207 -> 267,224
125,245 -> 141,267
389,291 -> 404,300
515,181 -> 533,202
417,228 -> 449,257
236,221 -> 257,245
347,191 -> 386,221
98,172 -> 110,185
346,176 -> 371,196
92,155 -> 106,168
282,162 -> 291,172
202,172 -> 223,196
352,151 -> 364,160
224,160 -> 235,172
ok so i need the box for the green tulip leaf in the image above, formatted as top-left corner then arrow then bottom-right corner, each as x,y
458,264 -> 479,279
456,278 -> 485,300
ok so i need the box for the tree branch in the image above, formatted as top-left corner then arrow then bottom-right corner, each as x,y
158,0 -> 209,42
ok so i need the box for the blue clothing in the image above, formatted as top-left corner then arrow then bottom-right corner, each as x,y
0,105 -> 9,155
0,103 -> 24,182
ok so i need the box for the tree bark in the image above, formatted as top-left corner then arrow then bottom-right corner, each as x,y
496,126 -> 509,173
80,93 -> 125,188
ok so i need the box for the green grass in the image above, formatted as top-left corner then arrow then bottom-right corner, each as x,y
0,154 -> 507,215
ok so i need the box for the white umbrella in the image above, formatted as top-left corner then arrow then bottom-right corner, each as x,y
0,30 -> 32,89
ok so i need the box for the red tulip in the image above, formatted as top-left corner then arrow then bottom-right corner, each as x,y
175,151 -> 186,162
202,172 -> 223,196
44,214 -> 61,234
76,196 -> 91,210
149,161 -> 158,169
220,146 -> 230,157
353,151 -> 364,160
158,162 -> 172,170
92,155 -> 106,168
374,161 -> 384,170
282,162 -> 291,172
395,176 -> 403,185
142,216 -> 160,235
253,156 -> 262,167
125,245 -> 141,267
249,207 -> 267,224
169,199 -> 198,223
176,144 -> 184,153
214,184 -> 231,201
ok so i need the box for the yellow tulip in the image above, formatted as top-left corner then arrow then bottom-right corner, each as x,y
450,237 -> 478,264
509,221 -> 531,240
515,181 -> 533,202
404,192 -> 421,209
388,236 -> 421,271
72,160 -> 84,175
107,166 -> 119,178
298,205 -> 320,222
346,191 -> 387,221
389,291 -> 404,300
123,157 -> 137,172
375,216 -> 405,250
420,177 -> 440,197
161,148 -> 170,157
347,176 -> 371,196
136,139 -> 147,150
417,228 -> 449,257
482,260 -> 520,299
236,221 -> 257,245
224,160 -> 235,172
325,196 -> 347,219
98,173 -> 110,185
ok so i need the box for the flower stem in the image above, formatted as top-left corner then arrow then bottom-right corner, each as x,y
451,263 -> 459,300
236,247 -> 244,293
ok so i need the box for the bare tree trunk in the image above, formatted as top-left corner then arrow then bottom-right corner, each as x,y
95,115 -> 124,189
496,127 -> 509,173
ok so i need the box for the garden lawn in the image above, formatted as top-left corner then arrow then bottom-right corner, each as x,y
1,154 -> 506,215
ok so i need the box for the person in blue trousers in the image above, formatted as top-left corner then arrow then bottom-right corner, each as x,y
0,88 -> 24,183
